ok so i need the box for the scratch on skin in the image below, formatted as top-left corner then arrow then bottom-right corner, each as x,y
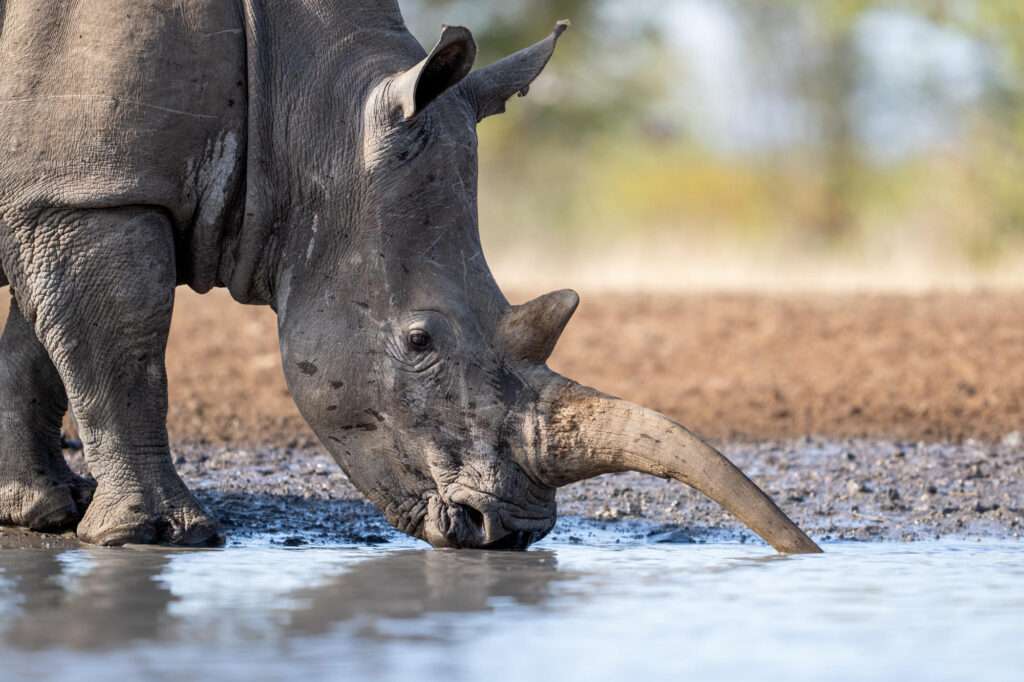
305,214 -> 319,263
0,95 -> 217,119
422,233 -> 445,259
197,29 -> 244,37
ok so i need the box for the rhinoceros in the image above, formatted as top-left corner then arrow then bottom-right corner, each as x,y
0,0 -> 820,553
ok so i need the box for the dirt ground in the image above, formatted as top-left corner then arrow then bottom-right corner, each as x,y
1,288 -> 1022,445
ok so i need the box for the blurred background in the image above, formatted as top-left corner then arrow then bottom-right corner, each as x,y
5,1 -> 1023,446
405,0 -> 1024,291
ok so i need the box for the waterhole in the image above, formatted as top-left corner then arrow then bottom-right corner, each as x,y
1,536 -> 1020,681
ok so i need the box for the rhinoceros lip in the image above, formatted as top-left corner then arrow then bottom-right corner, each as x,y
479,530 -> 535,551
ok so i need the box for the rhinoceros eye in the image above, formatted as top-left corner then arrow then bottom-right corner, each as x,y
407,329 -> 432,351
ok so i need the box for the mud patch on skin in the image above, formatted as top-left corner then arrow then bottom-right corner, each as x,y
295,361 -> 319,376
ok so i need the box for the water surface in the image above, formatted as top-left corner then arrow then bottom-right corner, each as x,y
1,536 -> 1021,681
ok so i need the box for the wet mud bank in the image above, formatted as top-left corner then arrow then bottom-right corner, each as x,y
4,436 -> 1020,550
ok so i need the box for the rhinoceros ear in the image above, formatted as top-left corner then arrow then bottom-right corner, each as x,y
461,20 -> 569,122
498,289 -> 580,363
393,25 -> 477,119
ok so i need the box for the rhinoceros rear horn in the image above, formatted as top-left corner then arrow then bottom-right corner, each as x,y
394,25 -> 478,119
461,20 -> 570,122
498,289 -> 579,362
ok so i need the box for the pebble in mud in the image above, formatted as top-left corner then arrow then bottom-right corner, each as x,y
30,437 -> 1024,548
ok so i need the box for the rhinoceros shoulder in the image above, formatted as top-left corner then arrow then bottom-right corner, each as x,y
0,0 -> 248,289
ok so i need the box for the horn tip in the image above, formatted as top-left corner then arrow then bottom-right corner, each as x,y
554,20 -> 571,38
439,24 -> 473,40
552,288 -> 580,312
796,538 -> 824,554
771,531 -> 823,554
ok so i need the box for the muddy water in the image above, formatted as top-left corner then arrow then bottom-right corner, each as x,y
1,536 -> 1021,682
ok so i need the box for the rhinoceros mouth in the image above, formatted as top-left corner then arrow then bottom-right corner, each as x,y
480,530 -> 537,551
418,484 -> 555,550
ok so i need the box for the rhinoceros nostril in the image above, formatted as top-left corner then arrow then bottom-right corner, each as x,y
458,504 -> 485,533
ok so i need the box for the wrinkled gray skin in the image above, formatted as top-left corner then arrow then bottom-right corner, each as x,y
0,1 -> 820,552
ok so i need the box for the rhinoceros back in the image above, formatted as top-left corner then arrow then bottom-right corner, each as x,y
0,0 -> 247,292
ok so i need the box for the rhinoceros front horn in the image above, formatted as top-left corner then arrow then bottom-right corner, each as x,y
520,374 -> 822,553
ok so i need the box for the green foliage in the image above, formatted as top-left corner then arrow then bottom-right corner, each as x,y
405,0 -> 665,144
403,0 -> 1024,269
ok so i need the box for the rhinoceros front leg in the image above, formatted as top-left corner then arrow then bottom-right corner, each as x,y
0,296 -> 93,530
5,206 -> 220,546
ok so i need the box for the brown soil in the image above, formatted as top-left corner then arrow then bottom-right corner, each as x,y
2,288 -> 1022,445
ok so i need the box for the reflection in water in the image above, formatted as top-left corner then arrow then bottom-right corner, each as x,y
0,545 -> 577,651
1,549 -> 177,651
285,549 -> 576,640
0,540 -> 1021,682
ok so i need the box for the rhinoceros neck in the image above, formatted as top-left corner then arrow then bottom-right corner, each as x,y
226,0 -> 423,305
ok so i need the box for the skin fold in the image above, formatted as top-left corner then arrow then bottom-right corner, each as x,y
0,1 -> 819,553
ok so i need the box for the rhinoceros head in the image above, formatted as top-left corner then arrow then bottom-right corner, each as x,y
277,23 -> 820,553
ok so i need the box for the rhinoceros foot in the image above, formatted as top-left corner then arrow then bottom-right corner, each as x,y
76,472 -> 221,547
0,296 -> 90,532
0,430 -> 93,533
0,472 -> 87,532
